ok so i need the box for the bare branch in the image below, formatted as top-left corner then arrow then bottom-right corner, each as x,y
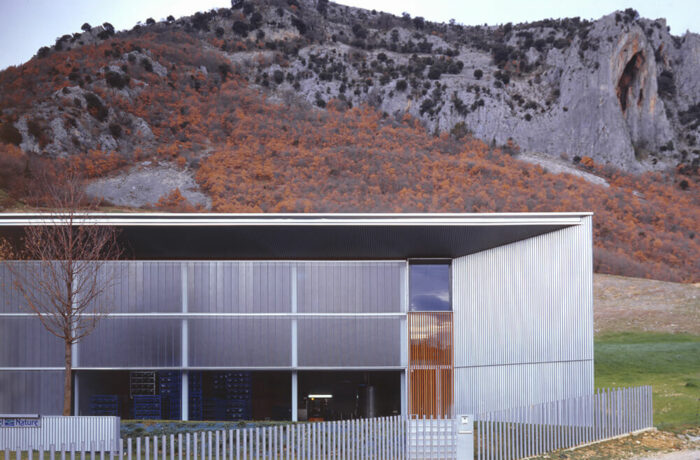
0,174 -> 122,414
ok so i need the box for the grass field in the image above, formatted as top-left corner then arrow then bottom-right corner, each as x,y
595,332 -> 700,431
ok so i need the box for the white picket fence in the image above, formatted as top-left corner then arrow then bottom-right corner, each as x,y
1,386 -> 653,460
2,415 -> 415,459
474,386 -> 654,460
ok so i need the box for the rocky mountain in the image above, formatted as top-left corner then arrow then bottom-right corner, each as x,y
2,2 -> 699,172
0,0 -> 698,282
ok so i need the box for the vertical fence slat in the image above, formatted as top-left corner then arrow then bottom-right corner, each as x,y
83,386 -> 652,460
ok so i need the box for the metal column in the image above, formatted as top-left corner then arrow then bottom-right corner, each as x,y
73,373 -> 79,416
72,277 -> 79,416
291,265 -> 298,422
181,263 -> 189,421
401,261 -> 408,416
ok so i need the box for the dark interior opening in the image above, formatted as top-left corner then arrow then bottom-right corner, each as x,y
77,370 -> 291,421
297,371 -> 401,421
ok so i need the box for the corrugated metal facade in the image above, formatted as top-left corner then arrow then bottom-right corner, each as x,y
452,216 -> 593,414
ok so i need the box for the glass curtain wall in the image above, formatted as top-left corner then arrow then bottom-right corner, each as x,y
1,261 -> 407,417
408,261 -> 454,417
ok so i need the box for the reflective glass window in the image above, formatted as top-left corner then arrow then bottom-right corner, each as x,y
409,262 -> 451,311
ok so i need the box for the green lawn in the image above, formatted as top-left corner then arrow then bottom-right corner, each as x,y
595,332 -> 700,431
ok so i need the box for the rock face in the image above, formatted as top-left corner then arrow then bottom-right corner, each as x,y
2,2 -> 699,174
85,163 -> 211,209
494,14 -> 679,170
263,6 -> 700,172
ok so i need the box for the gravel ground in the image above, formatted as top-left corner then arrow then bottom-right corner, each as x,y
632,450 -> 700,459
536,429 -> 700,459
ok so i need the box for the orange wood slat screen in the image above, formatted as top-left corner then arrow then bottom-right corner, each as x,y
408,311 -> 453,417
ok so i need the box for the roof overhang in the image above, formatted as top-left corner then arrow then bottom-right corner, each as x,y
0,213 -> 591,259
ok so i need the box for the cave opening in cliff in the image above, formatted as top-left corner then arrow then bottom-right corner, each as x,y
616,51 -> 645,112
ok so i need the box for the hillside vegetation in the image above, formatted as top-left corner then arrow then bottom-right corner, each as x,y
0,1 -> 698,282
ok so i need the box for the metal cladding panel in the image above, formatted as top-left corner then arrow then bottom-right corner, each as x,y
189,318 -> 291,367
98,261 -> 182,312
297,262 -> 404,313
189,262 -> 292,313
0,262 -> 57,313
79,317 -> 181,367
0,371 -> 62,414
453,217 -> 593,413
297,317 -> 401,366
454,361 -> 593,414
0,263 -> 24,313
0,318 -> 63,367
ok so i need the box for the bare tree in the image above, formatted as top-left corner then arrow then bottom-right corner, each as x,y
2,177 -> 121,415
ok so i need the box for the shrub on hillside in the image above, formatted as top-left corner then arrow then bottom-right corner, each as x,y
105,71 -> 129,89
108,123 -> 122,138
141,58 -> 153,72
427,67 -> 441,80
0,145 -> 26,191
352,24 -> 367,39
36,46 -> 51,58
0,123 -> 22,146
83,93 -> 108,122
291,16 -> 307,35
249,12 -> 263,29
232,21 -> 249,37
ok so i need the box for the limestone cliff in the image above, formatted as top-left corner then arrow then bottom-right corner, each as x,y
1,2 -> 699,173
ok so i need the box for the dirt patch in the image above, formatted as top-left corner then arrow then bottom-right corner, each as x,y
594,274 -> 700,335
534,428 -> 700,459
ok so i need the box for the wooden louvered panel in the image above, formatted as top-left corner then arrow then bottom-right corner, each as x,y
408,311 -> 453,417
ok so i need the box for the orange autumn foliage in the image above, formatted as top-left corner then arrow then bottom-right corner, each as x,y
155,188 -> 198,212
0,29 -> 697,283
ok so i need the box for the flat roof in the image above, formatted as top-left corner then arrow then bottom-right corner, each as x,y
0,213 -> 591,259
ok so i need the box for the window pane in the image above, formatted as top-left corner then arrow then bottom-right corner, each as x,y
297,262 -> 403,313
410,264 -> 450,311
297,317 -> 401,367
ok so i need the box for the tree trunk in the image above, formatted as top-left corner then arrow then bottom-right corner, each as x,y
64,339 -> 72,416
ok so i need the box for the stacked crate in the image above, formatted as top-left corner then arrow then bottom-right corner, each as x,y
158,371 -> 181,420
204,371 -> 252,421
130,371 -> 156,397
130,371 -> 160,419
188,371 -> 203,420
132,395 -> 162,419
89,394 -> 119,416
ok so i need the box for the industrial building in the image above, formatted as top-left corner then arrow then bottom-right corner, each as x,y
0,213 -> 593,421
